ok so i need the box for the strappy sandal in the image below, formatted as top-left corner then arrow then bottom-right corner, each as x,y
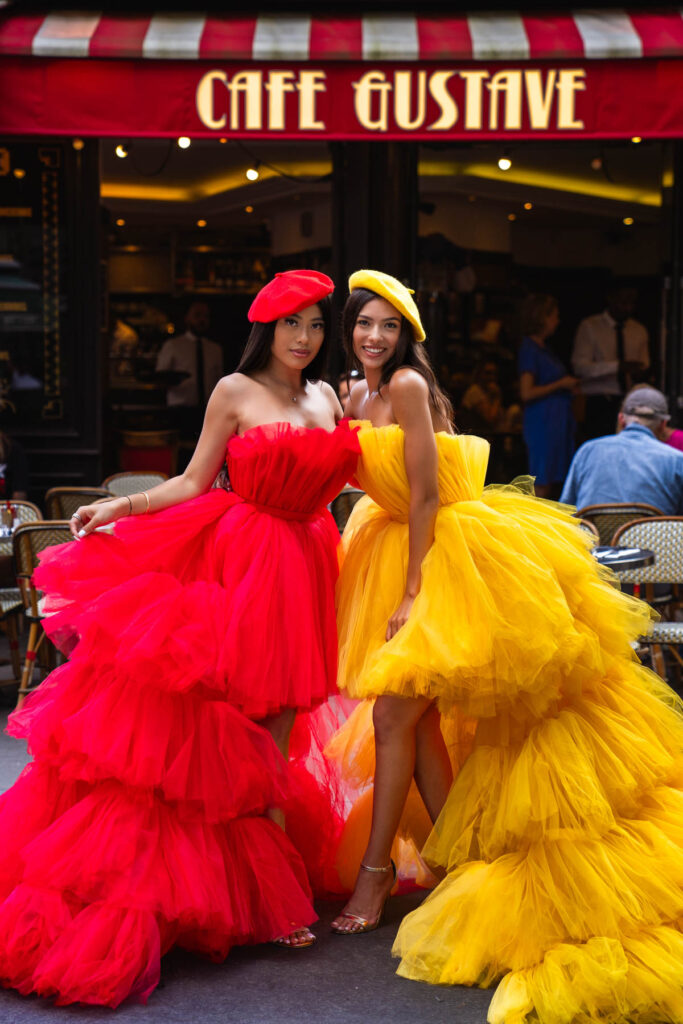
330,860 -> 397,935
271,927 -> 317,949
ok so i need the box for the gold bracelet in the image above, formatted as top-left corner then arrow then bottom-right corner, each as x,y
141,490 -> 150,514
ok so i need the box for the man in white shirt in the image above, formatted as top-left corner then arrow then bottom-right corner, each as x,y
572,283 -> 649,440
156,301 -> 224,441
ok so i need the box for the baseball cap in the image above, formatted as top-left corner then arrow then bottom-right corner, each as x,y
621,386 -> 670,420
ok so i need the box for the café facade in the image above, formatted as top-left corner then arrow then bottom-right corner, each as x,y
1,8 -> 683,490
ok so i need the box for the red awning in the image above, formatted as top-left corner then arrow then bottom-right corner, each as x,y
2,10 -> 683,62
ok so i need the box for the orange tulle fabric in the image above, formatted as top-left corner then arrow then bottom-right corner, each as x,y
329,423 -> 683,1024
0,421 -> 359,1007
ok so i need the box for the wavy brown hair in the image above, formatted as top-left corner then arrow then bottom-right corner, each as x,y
236,296 -> 332,382
342,288 -> 454,426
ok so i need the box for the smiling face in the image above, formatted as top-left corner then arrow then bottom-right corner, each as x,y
269,303 -> 325,371
352,297 -> 402,372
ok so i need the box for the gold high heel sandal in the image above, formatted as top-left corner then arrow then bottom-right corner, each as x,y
330,859 -> 397,935
271,926 -> 317,950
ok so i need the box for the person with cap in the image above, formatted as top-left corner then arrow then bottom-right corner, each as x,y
560,385 -> 683,514
0,271 -> 362,1006
326,270 -> 683,1024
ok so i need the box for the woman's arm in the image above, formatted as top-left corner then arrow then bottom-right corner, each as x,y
73,376 -> 241,537
386,370 -> 439,640
519,371 -> 577,403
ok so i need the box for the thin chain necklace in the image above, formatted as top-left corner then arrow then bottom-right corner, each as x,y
259,373 -> 306,404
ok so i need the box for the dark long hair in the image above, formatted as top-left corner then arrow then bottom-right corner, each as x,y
342,288 -> 454,426
236,296 -> 332,381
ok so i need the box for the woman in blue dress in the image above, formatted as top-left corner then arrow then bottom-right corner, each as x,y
518,294 -> 577,498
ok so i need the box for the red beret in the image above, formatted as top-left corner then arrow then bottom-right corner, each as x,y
248,270 -> 334,323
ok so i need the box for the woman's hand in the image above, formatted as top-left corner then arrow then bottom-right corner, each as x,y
70,498 -> 128,539
386,592 -> 416,641
557,375 -> 578,391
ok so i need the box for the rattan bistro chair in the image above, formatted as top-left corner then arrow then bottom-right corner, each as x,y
330,487 -> 365,533
102,470 -> 168,496
44,487 -> 111,521
0,501 -> 43,688
13,520 -> 74,709
577,518 -> 600,542
612,516 -> 683,679
575,503 -> 664,546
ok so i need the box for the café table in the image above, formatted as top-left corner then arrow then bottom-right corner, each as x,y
592,546 -> 655,571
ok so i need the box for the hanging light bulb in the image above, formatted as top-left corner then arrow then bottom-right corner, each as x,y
498,155 -> 512,171
177,136 -> 191,149
115,144 -> 129,159
246,162 -> 260,181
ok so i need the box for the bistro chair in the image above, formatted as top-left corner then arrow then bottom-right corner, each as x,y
102,470 -> 168,496
118,429 -> 179,478
330,487 -> 365,534
13,521 -> 74,709
575,503 -> 664,546
611,516 -> 683,680
577,518 -> 599,542
44,486 -> 111,521
0,501 -> 43,689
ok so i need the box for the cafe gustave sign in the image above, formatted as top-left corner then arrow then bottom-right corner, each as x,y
2,57 -> 683,138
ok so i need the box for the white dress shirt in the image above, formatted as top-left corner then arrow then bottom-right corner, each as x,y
571,311 -> 649,396
156,331 -> 223,407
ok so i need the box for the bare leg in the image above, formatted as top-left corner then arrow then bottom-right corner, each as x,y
332,693 -> 432,933
414,705 -> 452,823
258,707 -> 314,948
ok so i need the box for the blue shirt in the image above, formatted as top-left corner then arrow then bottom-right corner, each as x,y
560,423 -> 683,514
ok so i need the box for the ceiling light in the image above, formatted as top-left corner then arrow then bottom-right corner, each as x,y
196,219 -> 207,227
72,138 -> 84,151
498,156 -> 512,171
116,218 -> 125,227
590,156 -> 602,171
246,164 -> 260,182
523,202 -> 533,210
508,213 -> 517,221
623,216 -> 634,226
631,136 -> 642,144
115,144 -> 128,159
245,205 -> 254,213
12,168 -> 25,179
219,137 -> 227,144
177,136 -> 191,149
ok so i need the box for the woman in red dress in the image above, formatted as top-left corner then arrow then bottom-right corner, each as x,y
0,271 -> 360,1007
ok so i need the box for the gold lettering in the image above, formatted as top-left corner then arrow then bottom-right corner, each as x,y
524,70 -> 557,130
427,72 -> 458,131
487,70 -> 522,130
265,71 -> 296,131
228,71 -> 263,131
459,71 -> 489,130
352,71 -> 392,131
195,70 -> 228,130
394,71 -> 427,131
556,69 -> 586,130
297,71 -> 327,130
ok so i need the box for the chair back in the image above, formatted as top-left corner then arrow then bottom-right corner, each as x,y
0,500 -> 43,526
576,502 -> 663,546
577,518 -> 599,541
330,488 -> 365,533
44,487 -> 111,521
611,516 -> 683,585
13,521 -> 73,612
102,471 -> 168,496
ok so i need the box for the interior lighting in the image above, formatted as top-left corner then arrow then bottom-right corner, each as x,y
467,195 -> 477,202
631,136 -> 642,144
177,136 -> 191,149
219,137 -> 228,144
623,216 -> 634,226
523,202 -> 533,210
246,164 -> 260,182
115,144 -> 128,159
196,219 -> 207,227
245,205 -> 254,213
498,156 -> 512,171
116,218 -> 125,227
507,213 -> 517,221
590,156 -> 603,171
72,138 -> 85,151
12,168 -> 25,179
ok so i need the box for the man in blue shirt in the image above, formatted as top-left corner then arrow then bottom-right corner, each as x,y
560,387 -> 683,514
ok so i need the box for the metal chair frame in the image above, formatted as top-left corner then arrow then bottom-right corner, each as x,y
13,520 -> 73,708
0,501 -> 43,689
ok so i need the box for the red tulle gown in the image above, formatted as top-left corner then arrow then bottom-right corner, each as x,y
0,421 -> 359,1008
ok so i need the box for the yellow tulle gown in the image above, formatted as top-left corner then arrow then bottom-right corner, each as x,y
331,421 -> 683,1024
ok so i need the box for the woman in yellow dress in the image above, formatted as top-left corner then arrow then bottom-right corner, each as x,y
330,269 -> 683,1024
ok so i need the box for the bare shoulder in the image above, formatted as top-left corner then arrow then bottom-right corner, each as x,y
388,368 -> 429,402
348,378 -> 369,418
315,379 -> 338,403
219,371 -> 256,399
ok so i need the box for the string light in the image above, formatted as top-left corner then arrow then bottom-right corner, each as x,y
246,164 -> 260,181
177,137 -> 191,149
72,138 -> 84,151
115,144 -> 128,159
498,155 -> 512,171
116,218 -> 125,226
245,205 -> 254,213
196,219 -> 207,227
631,136 -> 642,144
12,168 -> 25,179
623,216 -> 634,226
523,202 -> 533,210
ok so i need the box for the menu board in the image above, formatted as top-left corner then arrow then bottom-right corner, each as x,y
0,141 -> 69,425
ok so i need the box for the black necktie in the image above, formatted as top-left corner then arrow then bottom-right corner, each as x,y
615,320 -> 626,392
196,337 -> 205,408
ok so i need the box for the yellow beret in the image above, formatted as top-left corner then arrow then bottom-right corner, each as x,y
348,269 -> 426,343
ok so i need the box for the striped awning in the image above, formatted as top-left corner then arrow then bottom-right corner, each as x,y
2,10 -> 683,62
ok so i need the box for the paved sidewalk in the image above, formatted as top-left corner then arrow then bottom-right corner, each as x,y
0,708 -> 491,1024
